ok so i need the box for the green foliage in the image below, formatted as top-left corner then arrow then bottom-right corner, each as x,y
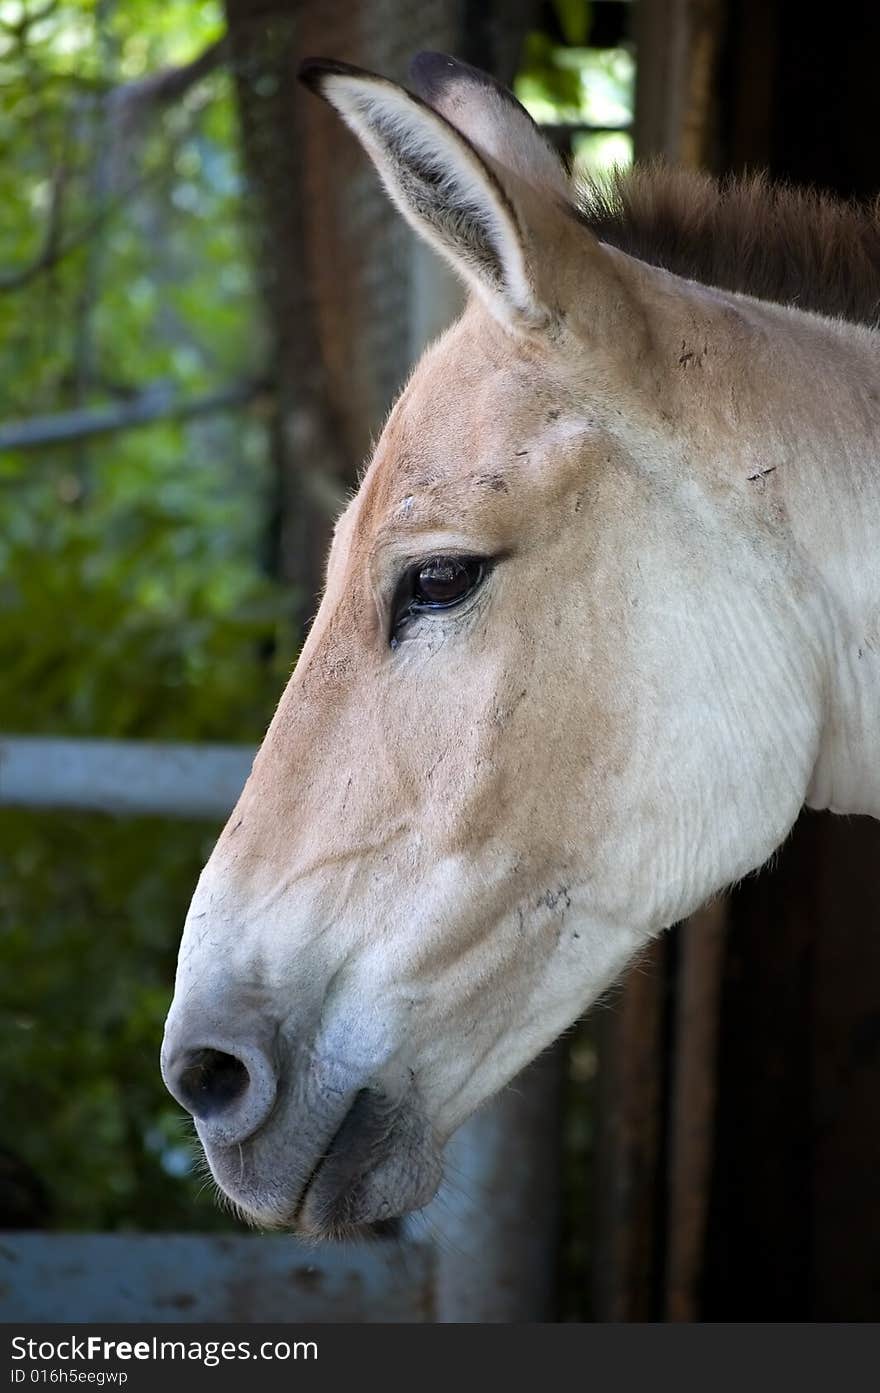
514,18 -> 635,177
552,0 -> 592,48
516,31 -> 585,114
516,39 -> 635,129
0,2 -> 294,1230
0,809 -> 229,1230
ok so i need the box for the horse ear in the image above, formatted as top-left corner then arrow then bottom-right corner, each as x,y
409,52 -> 569,203
299,58 -> 551,332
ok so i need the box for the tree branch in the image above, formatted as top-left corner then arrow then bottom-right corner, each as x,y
106,35 -> 228,120
0,170 -> 147,292
0,379 -> 271,452
0,36 -> 229,293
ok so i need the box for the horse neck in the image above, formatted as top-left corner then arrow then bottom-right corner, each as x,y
632,262 -> 880,820
732,298 -> 880,818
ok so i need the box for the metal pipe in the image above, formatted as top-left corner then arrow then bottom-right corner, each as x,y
0,735 -> 254,819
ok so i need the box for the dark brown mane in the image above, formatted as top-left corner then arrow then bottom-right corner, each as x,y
578,163 -> 880,327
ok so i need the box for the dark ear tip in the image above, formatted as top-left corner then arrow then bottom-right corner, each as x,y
298,56 -> 371,93
409,51 -> 460,100
410,51 -> 517,109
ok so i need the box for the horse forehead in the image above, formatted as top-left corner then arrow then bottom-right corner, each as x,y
398,319 -> 544,447
351,334 -> 552,544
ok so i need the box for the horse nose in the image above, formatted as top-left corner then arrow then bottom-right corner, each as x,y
161,1035 -> 277,1147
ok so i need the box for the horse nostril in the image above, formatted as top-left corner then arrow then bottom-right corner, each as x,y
176,1048 -> 251,1120
161,1030 -> 278,1146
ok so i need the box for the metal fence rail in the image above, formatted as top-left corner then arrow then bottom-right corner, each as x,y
1,1234 -> 434,1323
0,736 -> 255,818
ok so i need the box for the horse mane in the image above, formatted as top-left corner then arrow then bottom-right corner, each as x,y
577,163 -> 880,328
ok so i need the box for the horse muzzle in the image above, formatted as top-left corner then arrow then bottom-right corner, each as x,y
160,1009 -> 442,1235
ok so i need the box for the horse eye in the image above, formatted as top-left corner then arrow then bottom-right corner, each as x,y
391,555 -> 487,644
413,556 -> 483,608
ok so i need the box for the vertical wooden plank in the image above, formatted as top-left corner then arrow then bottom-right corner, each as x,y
702,814 -> 818,1318
703,811 -> 880,1320
591,939 -> 669,1321
662,901 -> 726,1321
720,0 -> 780,172
634,0 -> 725,167
809,816 -> 880,1320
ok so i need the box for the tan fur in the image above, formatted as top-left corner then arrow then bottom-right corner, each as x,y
163,58 -> 880,1238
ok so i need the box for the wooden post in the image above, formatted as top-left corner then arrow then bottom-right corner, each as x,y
634,0 -> 725,168
662,902 -> 726,1320
591,940 -> 669,1320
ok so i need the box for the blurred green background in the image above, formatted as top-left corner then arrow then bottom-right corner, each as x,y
1,0 -> 295,1231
